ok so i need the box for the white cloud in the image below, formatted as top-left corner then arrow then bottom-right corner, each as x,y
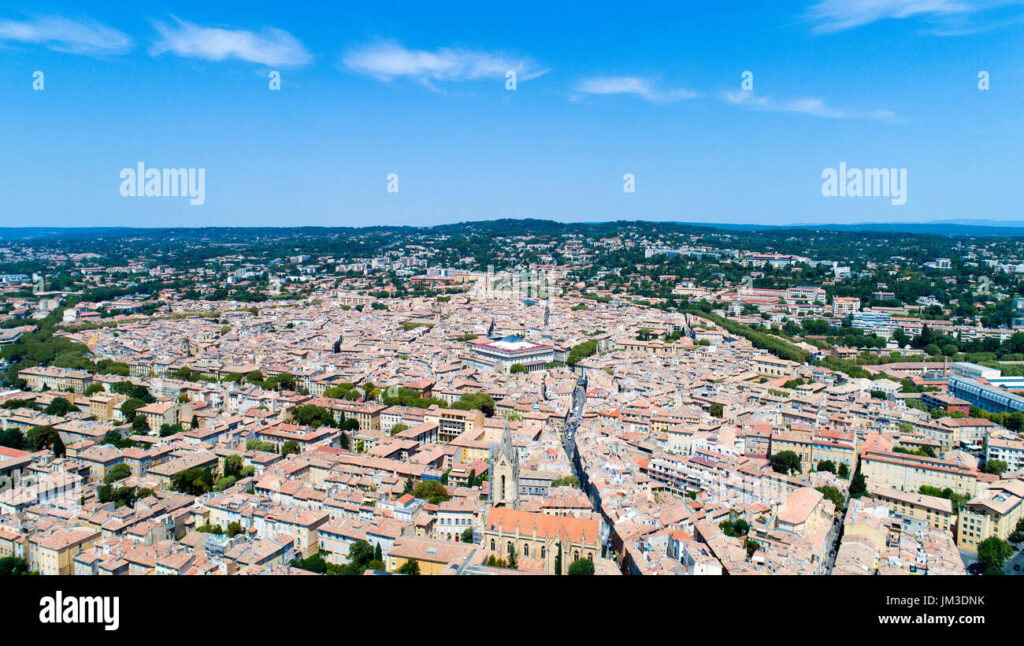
572,76 -> 698,103
805,0 -> 1021,33
151,18 -> 311,67
0,15 -> 131,55
723,90 -> 899,121
342,41 -> 546,85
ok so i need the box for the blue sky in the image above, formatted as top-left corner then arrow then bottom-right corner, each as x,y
1,0 -> 1022,228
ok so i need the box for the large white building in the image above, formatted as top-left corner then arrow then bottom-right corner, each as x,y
987,437 -> 1024,473
466,335 -> 554,373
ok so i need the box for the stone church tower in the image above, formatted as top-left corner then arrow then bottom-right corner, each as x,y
491,418 -> 519,509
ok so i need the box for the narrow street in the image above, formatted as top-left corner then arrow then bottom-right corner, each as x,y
561,372 -> 612,556
823,506 -> 846,574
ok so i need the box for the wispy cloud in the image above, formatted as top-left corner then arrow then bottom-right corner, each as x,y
151,18 -> 312,66
805,0 -> 1023,33
342,41 -> 546,87
0,15 -> 131,55
571,76 -> 698,103
723,90 -> 899,121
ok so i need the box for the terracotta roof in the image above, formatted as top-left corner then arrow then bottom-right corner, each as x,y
486,508 -> 599,545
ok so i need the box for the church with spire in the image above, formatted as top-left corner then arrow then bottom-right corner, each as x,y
491,418 -> 519,510
483,418 -> 602,573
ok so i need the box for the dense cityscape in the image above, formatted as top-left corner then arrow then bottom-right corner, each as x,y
0,221 -> 1022,577
8,0 -> 1024,636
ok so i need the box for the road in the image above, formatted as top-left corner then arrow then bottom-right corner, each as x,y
1005,545 -> 1024,575
561,374 -> 586,463
822,505 -> 846,574
560,371 -> 612,556
958,541 -> 1024,575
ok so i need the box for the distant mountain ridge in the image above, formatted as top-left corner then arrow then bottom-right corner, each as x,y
689,220 -> 1024,236
2,218 -> 1024,240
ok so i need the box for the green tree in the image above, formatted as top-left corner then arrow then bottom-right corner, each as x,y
290,554 -> 328,574
103,463 -> 132,484
120,397 -> 145,422
709,402 -> 724,419
98,484 -> 136,508
411,479 -> 450,504
769,451 -> 802,475
223,454 -> 244,479
214,476 -> 237,491
719,514 -> 751,537
0,556 -> 29,575
567,339 -> 598,366
390,423 -> 409,437
246,440 -> 276,452
452,392 -> 496,417
396,559 -> 420,575
551,476 -> 580,488
0,428 -> 27,451
323,383 -> 358,400
342,540 -> 375,575
2,399 -> 40,412
132,414 -> 150,433
744,538 -> 760,559
1008,524 -> 1024,544
159,423 -> 183,437
815,485 -> 845,512
567,558 -> 595,575
281,440 -> 300,457
26,425 -> 64,457
984,459 -> 1008,475
170,467 -> 214,496
977,536 -> 1013,570
289,404 -> 336,429
484,555 -> 509,568
44,397 -> 79,416
849,468 -> 868,498
111,382 -> 154,403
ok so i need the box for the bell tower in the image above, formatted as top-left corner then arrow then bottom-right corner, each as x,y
491,418 -> 519,509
